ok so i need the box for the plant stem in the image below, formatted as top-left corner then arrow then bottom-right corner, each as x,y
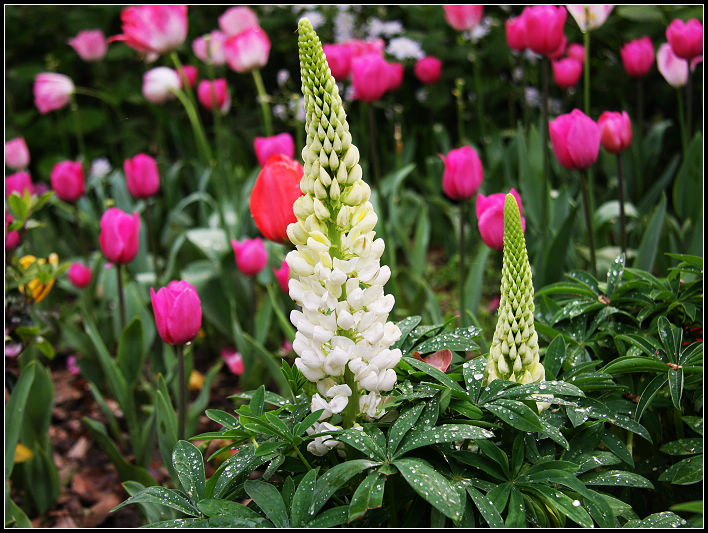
634,79 -> 644,196
472,50 -> 485,142
686,69 -> 692,140
367,102 -> 381,183
579,169 -> 597,276
455,77 -> 466,144
341,367 -> 360,429
170,87 -> 213,165
144,199 -> 160,282
583,24 -> 590,115
676,88 -> 688,154
74,203 -> 86,258
117,263 -> 126,331
176,344 -> 186,441
616,153 -> 627,256
251,69 -> 273,136
541,56 -> 550,229
294,445 -> 313,471
70,97 -> 86,163
459,199 -> 467,327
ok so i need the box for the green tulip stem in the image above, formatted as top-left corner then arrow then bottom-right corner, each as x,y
366,102 -> 381,183
176,343 -> 186,441
459,199 -> 468,326
470,47 -> 485,141
117,264 -> 126,331
583,23 -> 590,115
676,88 -> 688,155
251,69 -> 273,137
144,199 -> 160,282
74,203 -> 87,258
579,169 -> 597,276
686,69 -> 693,140
541,56 -> 551,229
455,77 -> 466,144
634,79 -> 644,195
69,96 -> 86,164
616,153 -> 627,256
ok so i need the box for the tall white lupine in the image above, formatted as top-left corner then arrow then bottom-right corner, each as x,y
286,19 -> 401,452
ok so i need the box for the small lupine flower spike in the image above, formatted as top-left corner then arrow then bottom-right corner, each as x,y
286,19 -> 401,453
485,193 -> 545,386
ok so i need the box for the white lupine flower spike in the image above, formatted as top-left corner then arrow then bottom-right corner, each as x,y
287,19 -> 402,449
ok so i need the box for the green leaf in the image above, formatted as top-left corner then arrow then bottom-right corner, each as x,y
495,380 -> 585,401
630,512 -> 689,528
244,480 -> 289,528
207,445 -> 272,499
388,402 -> 425,455
505,487 -> 526,527
574,452 -> 622,475
310,460 -> 379,516
660,438 -> 702,456
466,486 -> 504,528
348,472 -> 385,522
392,316 -> 422,350
602,355 -> 667,375
173,441 -> 206,501
5,361 -> 36,480
658,456 -> 703,485
635,373 -> 669,423
111,486 -> 200,517
306,505 -> 350,528
197,499 -> 269,527
524,485 -> 593,528
142,518 -> 210,528
205,409 -> 239,429
668,368 -> 684,409
634,194 -> 666,272
581,470 -> 654,489
155,386 -> 179,484
335,429 -> 387,461
485,399 -> 544,432
669,501 -> 702,513
250,385 -> 265,417
682,416 -> 703,436
453,451 -> 507,482
605,254 -> 625,298
290,468 -> 318,528
543,335 -> 566,380
116,318 -> 145,387
394,458 -> 464,521
394,424 -> 494,459
601,432 -> 634,468
294,409 -> 325,436
413,325 -> 481,354
462,357 -> 487,403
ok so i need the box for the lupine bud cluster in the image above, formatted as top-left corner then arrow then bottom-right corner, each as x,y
286,19 -> 402,453
484,194 -> 545,387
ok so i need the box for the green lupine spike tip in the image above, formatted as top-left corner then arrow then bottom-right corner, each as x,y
484,194 -> 545,386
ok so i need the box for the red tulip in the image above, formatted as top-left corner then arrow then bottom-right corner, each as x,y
68,30 -> 107,61
443,5 -> 484,32
150,280 -> 202,345
253,133 -> 295,167
112,5 -> 188,55
5,138 -> 30,170
197,79 -> 231,114
231,238 -> 268,276
598,111 -> 633,153
99,208 -> 140,264
124,153 -> 160,198
476,189 -> 526,251
522,5 -> 567,57
50,161 -> 85,202
505,16 -> 528,52
414,56 -> 442,84
666,18 -> 703,60
549,109 -> 601,170
351,53 -> 390,102
440,146 -> 483,200
68,262 -> 92,288
552,57 -> 583,89
224,26 -> 270,73
5,171 -> 33,198
249,154 -> 303,243
33,73 -> 75,114
323,43 -> 353,80
621,36 -> 654,78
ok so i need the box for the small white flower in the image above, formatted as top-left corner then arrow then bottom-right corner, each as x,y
386,37 -> 425,60
90,157 -> 111,179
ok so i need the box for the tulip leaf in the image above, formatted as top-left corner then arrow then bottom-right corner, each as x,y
5,362 -> 36,480
634,193 -> 666,272
117,317 -> 145,387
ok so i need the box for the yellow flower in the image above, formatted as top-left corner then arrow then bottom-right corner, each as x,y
19,253 -> 59,303
14,443 -> 34,463
189,369 -> 205,391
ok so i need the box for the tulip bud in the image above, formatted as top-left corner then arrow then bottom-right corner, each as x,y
440,145 -> 483,200
224,26 -> 271,73
323,43 -> 353,80
99,208 -> 141,264
273,260 -> 290,293
231,238 -> 268,276
522,5 -> 567,57
443,5 -> 484,32
351,54 -> 389,102
68,262 -> 92,288
193,30 -> 227,66
505,16 -> 527,52
566,5 -> 613,32
598,111 -> 633,153
621,36 -> 654,78
50,161 -> 85,202
5,213 -> 21,251
143,67 -> 180,104
5,171 -> 34,198
178,65 -> 198,88
254,133 -> 295,167
197,79 -> 231,114
221,347 -> 245,375
151,280 -> 202,345
5,138 -> 30,170
552,57 -> 583,89
385,61 -> 404,92
124,153 -> 160,198
476,189 -> 526,251
414,56 -> 442,84
549,109 -> 601,170
68,30 -> 107,61
219,6 -> 259,37
33,73 -> 75,114
657,42 -> 689,88
666,18 -> 703,60
567,43 -> 585,65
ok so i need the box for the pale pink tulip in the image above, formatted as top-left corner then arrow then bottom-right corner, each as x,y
443,5 -> 484,32
224,27 -> 270,73
68,30 -> 107,61
657,43 -> 689,88
193,30 -> 227,66
112,5 -> 188,55
566,5 -> 614,32
5,138 -> 30,170
33,73 -> 75,114
142,67 -> 180,103
219,6 -> 259,37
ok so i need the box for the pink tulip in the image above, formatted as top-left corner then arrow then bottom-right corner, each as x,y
124,153 -> 160,198
548,34 -> 568,61
67,355 -> 81,375
351,54 -> 390,102
621,36 -> 654,77
68,30 -> 107,61
505,16 -> 528,52
68,262 -> 92,288
476,189 -> 526,251
219,6 -> 259,37
552,57 -> 583,89
385,61 -> 404,92
193,30 -> 227,66
150,280 -> 202,345
443,5 -> 484,32
323,43 -> 353,80
33,73 -> 75,114
273,260 -> 289,293
197,79 -> 231,114
5,213 -> 21,251
224,26 -> 270,73
414,56 -> 442,84
50,161 -> 84,202
253,133 -> 295,167
549,109 -> 601,170
5,138 -> 30,170
566,5 -> 613,32
99,208 -> 141,264
440,146 -> 484,200
666,18 -> 703,60
522,5 -> 567,57
112,5 -> 188,55
598,111 -> 633,153
657,43 -> 689,88
5,171 -> 34,198
344,39 -> 385,59
231,238 -> 267,276
567,43 -> 585,65
178,65 -> 198,88
221,347 -> 244,375
143,67 -> 180,103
